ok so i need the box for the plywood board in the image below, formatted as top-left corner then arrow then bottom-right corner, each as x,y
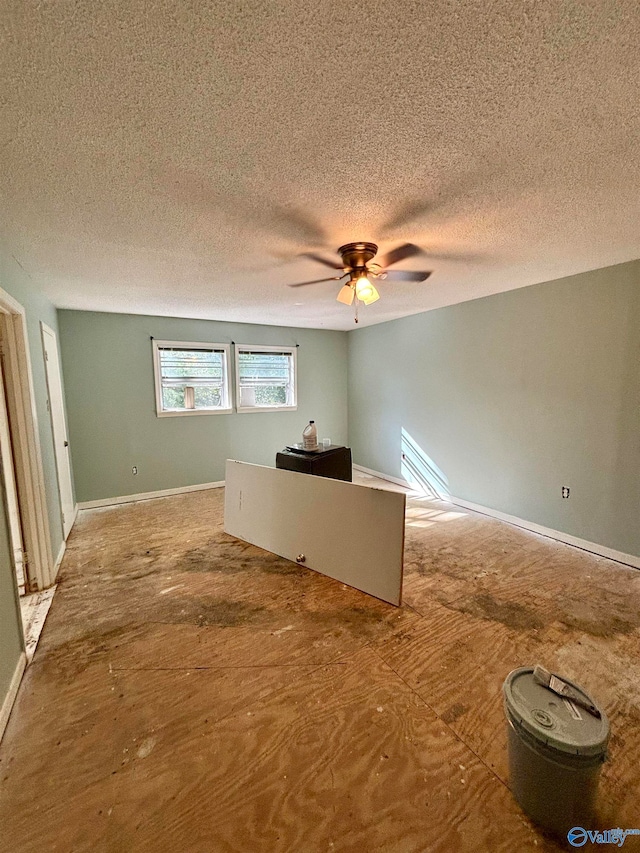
224,460 -> 406,605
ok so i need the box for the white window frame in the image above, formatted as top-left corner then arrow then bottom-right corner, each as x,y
234,344 -> 298,414
153,339 -> 232,417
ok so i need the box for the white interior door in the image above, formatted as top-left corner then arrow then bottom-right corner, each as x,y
0,351 -> 26,593
224,460 -> 406,605
40,323 -> 74,539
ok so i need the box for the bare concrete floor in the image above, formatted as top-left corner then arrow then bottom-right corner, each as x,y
1,485 -> 639,852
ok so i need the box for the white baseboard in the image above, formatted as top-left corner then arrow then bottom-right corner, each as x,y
51,539 -> 66,582
77,480 -> 225,510
353,463 -> 640,571
0,651 -> 27,744
449,495 -> 640,571
353,464 -> 416,490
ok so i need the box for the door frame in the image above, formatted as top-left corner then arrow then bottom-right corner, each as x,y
0,356 -> 26,594
0,286 -> 54,590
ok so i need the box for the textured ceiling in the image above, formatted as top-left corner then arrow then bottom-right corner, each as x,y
2,1 -> 639,331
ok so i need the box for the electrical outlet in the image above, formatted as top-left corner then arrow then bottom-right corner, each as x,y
562,486 -> 570,499
132,466 -> 138,475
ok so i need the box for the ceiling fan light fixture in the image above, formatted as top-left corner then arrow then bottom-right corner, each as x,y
336,283 -> 354,305
360,286 -> 380,305
355,275 -> 379,304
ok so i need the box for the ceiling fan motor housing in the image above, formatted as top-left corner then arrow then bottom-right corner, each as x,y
337,242 -> 378,271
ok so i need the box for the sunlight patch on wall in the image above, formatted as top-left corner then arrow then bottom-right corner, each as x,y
401,429 -> 450,499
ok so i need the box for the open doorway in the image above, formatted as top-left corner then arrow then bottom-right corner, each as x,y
0,314 -> 54,660
0,288 -> 56,661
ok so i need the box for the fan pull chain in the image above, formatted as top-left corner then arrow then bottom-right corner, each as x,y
354,296 -> 359,324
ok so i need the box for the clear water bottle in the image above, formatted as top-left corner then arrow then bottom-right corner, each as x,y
302,420 -> 318,450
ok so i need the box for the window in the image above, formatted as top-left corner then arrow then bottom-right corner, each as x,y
153,340 -> 231,416
234,345 -> 297,412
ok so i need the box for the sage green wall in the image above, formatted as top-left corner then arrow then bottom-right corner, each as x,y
58,311 -> 348,503
0,247 -> 67,715
348,259 -> 640,558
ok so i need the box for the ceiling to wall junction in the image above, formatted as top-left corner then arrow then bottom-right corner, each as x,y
2,0 -> 639,330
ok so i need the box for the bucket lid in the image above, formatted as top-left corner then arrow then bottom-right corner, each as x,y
503,667 -> 609,757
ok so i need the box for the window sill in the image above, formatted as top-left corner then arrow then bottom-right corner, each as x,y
236,405 -> 298,414
156,407 -> 233,418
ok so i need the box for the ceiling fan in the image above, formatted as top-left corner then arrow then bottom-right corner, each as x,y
288,242 -> 432,322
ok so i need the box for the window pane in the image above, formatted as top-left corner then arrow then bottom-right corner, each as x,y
157,346 -> 229,412
237,350 -> 294,408
238,352 -> 290,383
162,385 -> 185,410
160,348 -> 224,381
255,385 -> 287,406
193,386 -> 222,408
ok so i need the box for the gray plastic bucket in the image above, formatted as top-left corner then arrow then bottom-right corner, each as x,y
503,667 -> 609,837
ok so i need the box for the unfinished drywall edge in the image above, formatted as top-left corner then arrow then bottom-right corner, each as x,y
450,495 -> 640,571
0,651 -> 26,743
23,586 -> 56,664
77,481 -> 225,510
354,463 -> 640,571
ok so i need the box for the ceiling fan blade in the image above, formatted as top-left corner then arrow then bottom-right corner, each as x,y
269,205 -> 327,245
424,250 -> 486,263
288,275 -> 346,288
302,252 -> 344,270
376,243 -> 423,269
163,167 -> 328,247
380,202 -> 436,236
378,269 -> 433,282
379,165 -> 505,237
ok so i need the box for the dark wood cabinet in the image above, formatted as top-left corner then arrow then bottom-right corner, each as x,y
275,445 -> 352,482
